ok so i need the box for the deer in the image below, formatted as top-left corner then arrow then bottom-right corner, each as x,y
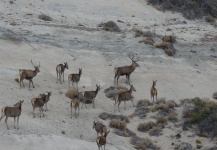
0,100 -> 24,130
43,91 -> 52,111
114,53 -> 139,85
96,130 -> 110,150
70,98 -> 80,118
31,93 -> 46,118
114,85 -> 136,112
56,62 -> 68,84
19,60 -> 40,88
68,68 -> 82,89
150,80 -> 157,104
82,84 -> 100,108
93,121 -> 108,136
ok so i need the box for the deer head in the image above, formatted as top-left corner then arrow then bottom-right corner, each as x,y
31,60 -> 40,73
128,53 -> 139,67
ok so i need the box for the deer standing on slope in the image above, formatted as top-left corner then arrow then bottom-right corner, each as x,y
0,100 -> 24,130
114,85 -> 136,112
56,62 -> 68,84
114,53 -> 139,85
68,68 -> 82,89
82,84 -> 100,108
96,130 -> 110,150
150,80 -> 157,104
19,60 -> 40,88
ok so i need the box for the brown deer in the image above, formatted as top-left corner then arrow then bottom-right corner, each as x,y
114,53 -> 139,85
19,60 -> 40,88
44,91 -> 52,111
68,68 -> 82,89
114,85 -> 136,112
93,121 -> 108,136
70,98 -> 80,118
150,80 -> 157,103
82,84 -> 100,108
96,130 -> 110,150
0,100 -> 24,130
31,93 -> 46,118
56,62 -> 68,84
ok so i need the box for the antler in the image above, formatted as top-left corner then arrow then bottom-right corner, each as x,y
31,60 -> 36,67
128,53 -> 135,61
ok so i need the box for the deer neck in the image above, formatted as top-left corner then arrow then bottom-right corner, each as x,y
130,64 -> 136,71
33,69 -> 38,77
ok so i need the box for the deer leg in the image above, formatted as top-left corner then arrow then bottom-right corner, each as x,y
156,93 -> 158,102
93,99 -> 95,108
128,75 -> 131,85
45,103 -> 48,111
20,78 -> 22,88
75,107 -> 77,118
14,117 -> 16,129
114,74 -> 117,85
118,101 -> 121,112
117,76 -> 120,85
17,116 -> 19,129
42,107 -> 45,117
63,72 -> 65,83
5,116 -> 9,130
126,75 -> 128,84
77,82 -> 79,90
131,99 -> 135,107
29,80 -> 31,88
124,101 -> 126,110
31,79 -> 35,88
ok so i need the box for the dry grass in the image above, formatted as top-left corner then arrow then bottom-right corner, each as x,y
137,121 -> 155,132
136,99 -> 152,108
149,127 -> 162,136
114,128 -> 136,137
155,103 -> 169,111
131,136 -> 158,150
162,35 -> 176,43
166,100 -> 177,108
98,112 -> 130,123
155,115 -> 168,124
154,42 -> 175,56
139,38 -> 155,46
109,119 -> 127,130
168,110 -> 178,122
196,138 -> 202,144
14,78 -> 19,83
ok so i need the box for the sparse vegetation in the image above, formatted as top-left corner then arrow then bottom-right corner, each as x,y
134,30 -> 157,38
99,112 -> 130,123
147,0 -> 217,20
155,115 -> 168,124
205,16 -> 215,23
98,21 -> 121,32
182,97 -> 217,137
154,42 -> 176,56
137,121 -> 155,132
131,107 -> 150,119
130,136 -> 159,150
148,127 -> 162,136
139,38 -> 155,46
136,99 -> 152,108
114,128 -> 136,137
109,119 -> 127,130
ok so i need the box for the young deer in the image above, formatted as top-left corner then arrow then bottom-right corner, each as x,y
31,93 -> 46,118
68,68 -> 82,89
70,98 -> 80,118
56,62 -> 68,84
93,121 -> 108,136
96,130 -> 110,150
114,85 -> 136,112
82,84 -> 100,108
150,80 -> 157,103
19,60 -> 40,88
0,100 -> 24,130
114,53 -> 139,85
44,91 -> 52,111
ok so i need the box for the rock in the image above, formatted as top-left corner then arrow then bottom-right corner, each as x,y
176,133 -> 181,139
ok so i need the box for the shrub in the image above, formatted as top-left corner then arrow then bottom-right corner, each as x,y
136,99 -> 152,108
130,136 -> 159,150
149,127 -> 162,136
156,115 -> 168,124
213,92 -> 217,99
162,35 -> 176,43
134,30 -> 156,38
109,119 -> 126,130
205,16 -> 215,23
137,121 -> 155,132
147,0 -> 217,20
98,21 -> 121,32
196,138 -> 202,144
168,110 -> 178,122
98,112 -> 130,123
132,107 -> 149,119
143,38 -> 155,46
114,128 -> 136,137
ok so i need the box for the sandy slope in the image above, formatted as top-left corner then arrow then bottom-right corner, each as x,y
0,0 -> 217,150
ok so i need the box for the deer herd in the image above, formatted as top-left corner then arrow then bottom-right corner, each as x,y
0,53 -> 158,150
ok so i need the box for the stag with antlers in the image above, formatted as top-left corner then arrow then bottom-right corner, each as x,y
56,62 -> 68,84
114,53 -> 139,85
19,60 -> 40,88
